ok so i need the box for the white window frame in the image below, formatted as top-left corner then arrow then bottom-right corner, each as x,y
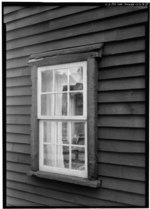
37,61 -> 88,178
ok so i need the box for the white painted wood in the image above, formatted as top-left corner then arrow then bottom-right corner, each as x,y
38,61 -> 88,178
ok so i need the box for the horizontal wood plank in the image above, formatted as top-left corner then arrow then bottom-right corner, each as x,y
98,127 -> 145,141
7,96 -> 31,106
98,90 -> 145,103
98,152 -> 145,167
103,38 -> 145,56
98,140 -> 145,153
99,52 -> 145,68
99,64 -> 145,80
100,176 -> 145,195
7,162 -> 30,173
4,6 -> 24,15
7,195 -> 43,206
98,77 -> 145,91
7,143 -> 30,154
7,115 -> 30,125
98,103 -> 145,115
7,106 -> 31,115
98,115 -> 145,128
7,124 -> 30,134
7,86 -> 31,96
7,152 -> 30,164
6,67 -> 31,78
7,76 -> 31,87
99,163 -> 145,181
7,133 -> 30,144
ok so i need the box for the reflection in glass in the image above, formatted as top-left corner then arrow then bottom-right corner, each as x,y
69,93 -> 83,116
44,144 -> 55,166
69,67 -> 83,91
71,147 -> 85,170
41,94 -> 53,115
55,93 -> 67,116
71,122 -> 85,145
55,69 -> 68,92
57,122 -> 69,144
41,70 -> 53,92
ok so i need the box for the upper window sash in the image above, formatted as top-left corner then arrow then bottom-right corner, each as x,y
37,61 -> 87,119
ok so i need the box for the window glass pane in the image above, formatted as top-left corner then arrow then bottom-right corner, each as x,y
41,94 -> 53,115
71,147 -> 85,170
43,121 -> 56,143
55,93 -> 67,116
55,69 -> 68,92
41,70 -> 53,92
57,122 -> 69,144
69,66 -> 83,91
71,122 -> 85,145
44,144 -> 55,166
56,145 -> 69,168
69,93 -> 83,116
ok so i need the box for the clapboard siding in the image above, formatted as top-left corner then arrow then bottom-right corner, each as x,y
98,90 -> 145,103
7,196 -> 43,206
99,64 -> 145,80
7,67 -> 31,78
98,140 -> 145,153
5,5 -> 147,207
4,6 -> 24,14
7,25 -> 146,60
6,11 -> 147,51
98,103 -> 145,115
6,171 -> 144,206
7,106 -> 31,115
4,6 -> 60,23
7,188 -> 78,206
98,127 -> 145,141
6,6 -> 146,41
7,133 -> 30,144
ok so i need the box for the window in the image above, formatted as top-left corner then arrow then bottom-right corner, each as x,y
28,43 -> 103,187
38,62 -> 87,178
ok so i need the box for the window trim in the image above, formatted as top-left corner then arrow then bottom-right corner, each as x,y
28,43 -> 103,187
38,61 -> 88,178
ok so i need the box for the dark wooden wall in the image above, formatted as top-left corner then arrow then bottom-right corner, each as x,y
5,5 -> 147,206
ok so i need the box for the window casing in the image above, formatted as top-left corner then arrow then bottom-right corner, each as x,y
38,62 -> 88,177
28,44 -> 103,187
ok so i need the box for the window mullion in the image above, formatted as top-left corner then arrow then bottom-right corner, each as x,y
69,121 -> 71,170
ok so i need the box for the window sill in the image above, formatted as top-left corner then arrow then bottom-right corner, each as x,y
28,170 -> 101,188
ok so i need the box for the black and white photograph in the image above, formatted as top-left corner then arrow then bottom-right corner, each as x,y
2,1 -> 149,208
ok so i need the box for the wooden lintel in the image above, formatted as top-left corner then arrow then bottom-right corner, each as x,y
28,43 -> 104,64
